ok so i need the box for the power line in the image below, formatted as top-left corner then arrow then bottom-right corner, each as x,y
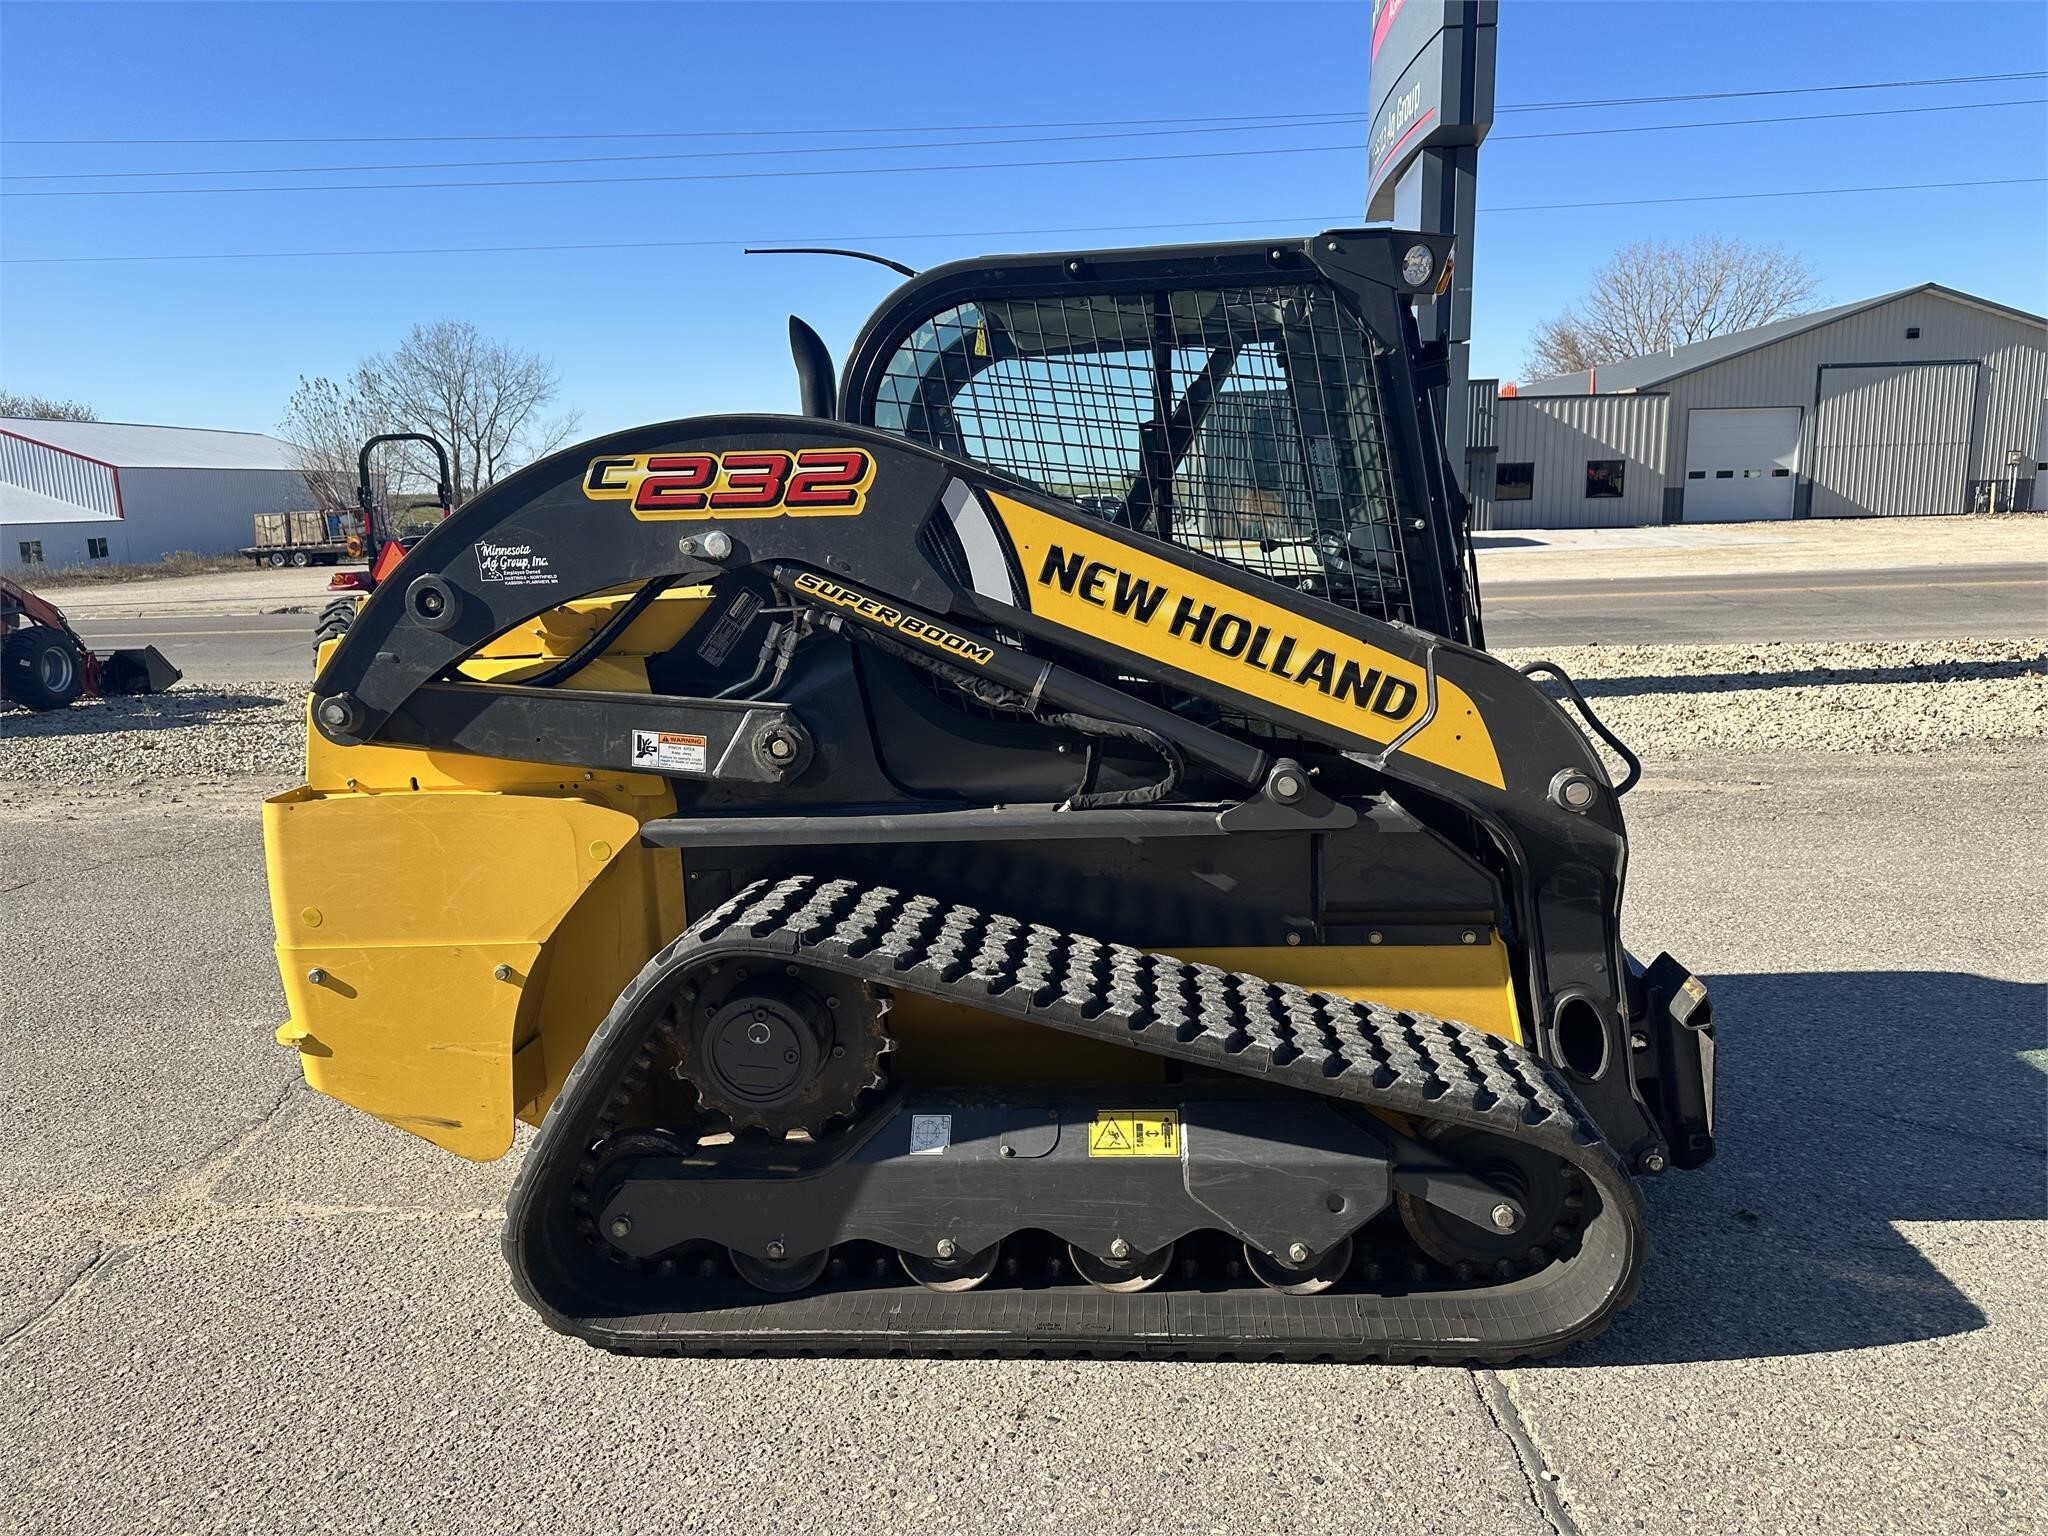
0,70 -> 2034,148
7,178 -> 2038,267
12,88 -> 2044,184
5,98 -> 2040,200
1493,69 -> 2045,112
0,115 -> 1377,183
1493,96 -> 2045,142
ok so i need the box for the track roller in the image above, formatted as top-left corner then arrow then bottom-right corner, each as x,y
1244,1235 -> 1354,1295
1068,1240 -> 1175,1293
729,1246 -> 830,1294
899,1239 -> 1001,1292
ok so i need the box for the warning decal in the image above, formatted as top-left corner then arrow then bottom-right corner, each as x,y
1088,1110 -> 1181,1158
630,729 -> 708,774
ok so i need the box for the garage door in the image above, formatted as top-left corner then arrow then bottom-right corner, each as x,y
1809,361 -> 1977,518
1682,407 -> 1801,521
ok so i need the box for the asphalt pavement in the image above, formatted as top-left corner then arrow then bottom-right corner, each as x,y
2,746 -> 2041,1535
1478,561 -> 2047,647
61,560 -> 2048,684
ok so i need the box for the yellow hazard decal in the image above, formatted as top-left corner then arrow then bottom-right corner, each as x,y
987,493 -> 1504,789
1089,1110 -> 1181,1157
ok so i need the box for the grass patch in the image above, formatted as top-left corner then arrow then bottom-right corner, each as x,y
31,550 -> 255,588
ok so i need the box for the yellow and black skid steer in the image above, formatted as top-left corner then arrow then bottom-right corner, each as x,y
266,228 -> 1714,1361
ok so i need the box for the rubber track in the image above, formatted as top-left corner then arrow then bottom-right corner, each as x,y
504,875 -> 1648,1362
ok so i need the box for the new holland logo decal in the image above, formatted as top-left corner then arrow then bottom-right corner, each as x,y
985,492 -> 1504,788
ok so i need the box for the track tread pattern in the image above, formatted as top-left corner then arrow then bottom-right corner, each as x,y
505,875 -> 1646,1363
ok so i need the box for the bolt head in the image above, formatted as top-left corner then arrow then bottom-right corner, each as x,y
1460,930 -> 1478,945
314,694 -> 357,733
1642,1151 -> 1668,1174
1271,771 -> 1302,801
608,1216 -> 633,1240
1630,1031 -> 1650,1051
493,963 -> 512,982
1285,931 -> 1302,947
1490,1203 -> 1518,1231
701,529 -> 734,560
1109,1238 -> 1131,1260
765,1240 -> 786,1260
936,1238 -> 958,1260
1287,1242 -> 1311,1265
305,967 -> 326,985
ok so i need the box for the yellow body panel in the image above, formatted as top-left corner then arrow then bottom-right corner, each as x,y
276,588 -> 700,1156
266,789 -> 675,1158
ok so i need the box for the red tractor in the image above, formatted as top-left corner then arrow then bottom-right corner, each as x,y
1,575 -> 180,711
314,433 -> 454,648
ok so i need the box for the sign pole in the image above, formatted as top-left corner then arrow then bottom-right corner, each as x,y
1366,1 -> 1497,496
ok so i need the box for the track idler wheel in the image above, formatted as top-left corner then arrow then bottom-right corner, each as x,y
899,1239 -> 1001,1292
1244,1235 -> 1354,1295
729,1246 -> 831,1294
1395,1129 -> 1579,1279
1068,1241 -> 1174,1293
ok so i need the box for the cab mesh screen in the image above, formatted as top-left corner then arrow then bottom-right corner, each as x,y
868,285 -> 1413,621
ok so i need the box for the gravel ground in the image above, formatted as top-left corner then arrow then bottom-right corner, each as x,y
1495,637 -> 2048,763
1,637 -> 2041,788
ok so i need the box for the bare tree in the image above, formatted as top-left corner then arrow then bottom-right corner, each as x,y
278,374 -> 385,514
353,322 -> 580,501
1524,237 -> 1821,381
0,391 -> 97,421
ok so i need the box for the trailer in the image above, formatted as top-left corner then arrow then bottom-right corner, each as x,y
240,509 -> 358,568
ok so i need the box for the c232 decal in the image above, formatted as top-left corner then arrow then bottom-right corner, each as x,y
583,447 -> 875,519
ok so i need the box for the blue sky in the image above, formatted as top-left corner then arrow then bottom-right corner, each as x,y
3,0 -> 2044,436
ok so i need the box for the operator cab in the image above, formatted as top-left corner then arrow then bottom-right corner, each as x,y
786,229 -> 1478,645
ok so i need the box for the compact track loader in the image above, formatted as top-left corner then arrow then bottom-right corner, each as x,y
267,229 -> 1714,1361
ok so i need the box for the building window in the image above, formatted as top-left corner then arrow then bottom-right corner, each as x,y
1905,326 -> 1921,339
1494,461 -> 1535,501
87,537 -> 110,559
17,541 -> 43,565
1715,470 -> 1734,479
1686,470 -> 1705,480
1585,460 -> 1626,499
1771,468 -> 1790,478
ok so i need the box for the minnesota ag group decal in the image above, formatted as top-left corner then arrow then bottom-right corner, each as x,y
583,447 -> 875,519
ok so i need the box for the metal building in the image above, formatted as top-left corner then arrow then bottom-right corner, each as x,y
1,419 -> 315,572
1465,285 -> 2048,529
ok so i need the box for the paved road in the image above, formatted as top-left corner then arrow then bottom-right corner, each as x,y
70,611 -> 310,686
1479,561 -> 2046,647
67,562 -> 2043,685
2,746 -> 2041,1535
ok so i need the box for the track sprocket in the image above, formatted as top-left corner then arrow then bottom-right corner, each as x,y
666,962 -> 891,1137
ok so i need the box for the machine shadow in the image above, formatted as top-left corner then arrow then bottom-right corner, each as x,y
1555,654 -> 2045,699
1559,969 -> 2045,1367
